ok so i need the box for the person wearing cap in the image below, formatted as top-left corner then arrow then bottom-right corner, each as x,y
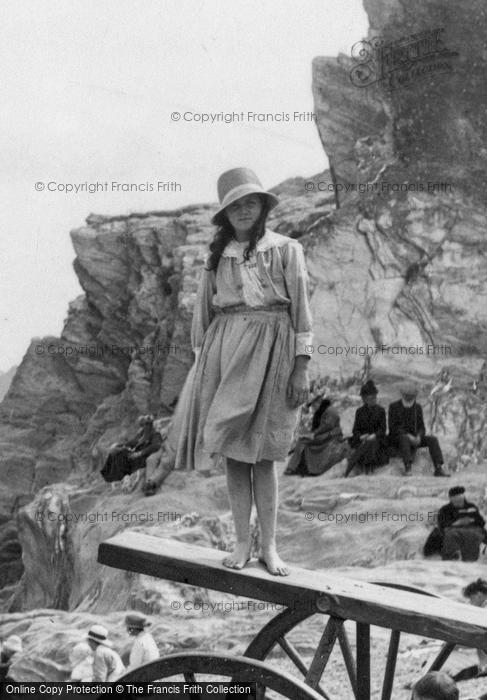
101,414 -> 163,490
435,486 -> 487,561
69,641 -> 94,682
345,379 -> 388,477
410,671 -> 458,700
284,396 -> 348,476
0,635 -> 22,682
87,624 -> 125,682
173,167 -> 313,576
388,381 -> 449,477
125,614 -> 159,671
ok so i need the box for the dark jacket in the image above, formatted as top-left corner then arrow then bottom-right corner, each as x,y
351,404 -> 387,449
101,427 -> 163,482
388,400 -> 426,443
124,428 -> 163,472
437,500 -> 486,532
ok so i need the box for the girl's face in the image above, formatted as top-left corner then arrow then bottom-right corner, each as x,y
225,194 -> 263,238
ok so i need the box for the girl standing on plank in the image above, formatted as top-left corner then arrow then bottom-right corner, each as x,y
174,167 -> 313,576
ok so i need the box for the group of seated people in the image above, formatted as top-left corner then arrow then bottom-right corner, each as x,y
100,414 -> 175,495
285,378 -> 449,478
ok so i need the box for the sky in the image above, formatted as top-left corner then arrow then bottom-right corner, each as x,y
0,0 -> 368,372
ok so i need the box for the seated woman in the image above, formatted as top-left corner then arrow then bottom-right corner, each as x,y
284,397 -> 348,476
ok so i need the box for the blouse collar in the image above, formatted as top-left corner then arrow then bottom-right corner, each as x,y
221,229 -> 276,258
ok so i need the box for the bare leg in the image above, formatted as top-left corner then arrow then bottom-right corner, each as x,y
223,457 -> 252,570
253,460 -> 289,576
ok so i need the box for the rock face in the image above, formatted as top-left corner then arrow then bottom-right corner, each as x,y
1,0 -> 487,690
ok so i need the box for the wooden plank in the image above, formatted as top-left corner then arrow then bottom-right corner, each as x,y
98,532 -> 487,648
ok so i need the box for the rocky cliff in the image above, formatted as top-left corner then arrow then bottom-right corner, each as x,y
1,0 -> 487,695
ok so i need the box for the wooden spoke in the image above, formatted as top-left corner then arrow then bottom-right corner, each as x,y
305,617 -> 342,689
277,635 -> 309,676
337,625 -> 357,696
381,630 -> 400,700
356,622 -> 370,700
427,642 -> 456,671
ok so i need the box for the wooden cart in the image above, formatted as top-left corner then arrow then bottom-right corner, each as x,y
97,532 -> 487,699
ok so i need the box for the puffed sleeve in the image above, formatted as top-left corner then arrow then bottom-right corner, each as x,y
190,258 -> 216,359
282,241 -> 313,357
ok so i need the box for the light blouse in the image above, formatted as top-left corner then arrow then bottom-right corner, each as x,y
191,229 -> 313,358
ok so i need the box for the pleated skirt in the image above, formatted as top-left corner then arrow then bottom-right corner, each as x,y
170,305 -> 300,470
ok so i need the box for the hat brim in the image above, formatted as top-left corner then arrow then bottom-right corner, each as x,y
211,187 -> 279,225
87,634 -> 113,647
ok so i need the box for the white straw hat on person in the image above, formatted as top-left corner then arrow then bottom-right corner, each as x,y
3,635 -> 22,654
86,624 -> 113,647
211,167 -> 280,224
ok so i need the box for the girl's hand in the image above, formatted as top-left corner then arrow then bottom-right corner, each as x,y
287,358 -> 310,408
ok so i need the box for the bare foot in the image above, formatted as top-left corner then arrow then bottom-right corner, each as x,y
259,547 -> 290,576
222,542 -> 251,570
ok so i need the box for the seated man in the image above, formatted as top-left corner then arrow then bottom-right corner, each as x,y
437,486 -> 486,562
345,379 -> 388,477
101,414 -> 163,491
411,671 -> 458,700
388,381 -> 449,477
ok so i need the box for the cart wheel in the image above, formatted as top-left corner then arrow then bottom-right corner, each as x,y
244,582 -> 444,700
96,651 -> 325,699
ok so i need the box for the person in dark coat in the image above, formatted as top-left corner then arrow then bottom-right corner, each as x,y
435,485 -> 486,561
101,414 -> 163,487
388,381 -> 449,477
284,397 -> 348,476
345,380 -> 388,477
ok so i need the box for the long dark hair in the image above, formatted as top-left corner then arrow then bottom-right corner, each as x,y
206,194 -> 271,271
312,399 -> 332,431
463,578 -> 487,598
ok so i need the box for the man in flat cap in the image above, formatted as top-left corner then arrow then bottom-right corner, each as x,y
388,381 -> 449,477
436,486 -> 487,561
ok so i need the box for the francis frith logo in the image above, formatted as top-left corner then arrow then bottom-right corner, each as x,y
350,27 -> 459,91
